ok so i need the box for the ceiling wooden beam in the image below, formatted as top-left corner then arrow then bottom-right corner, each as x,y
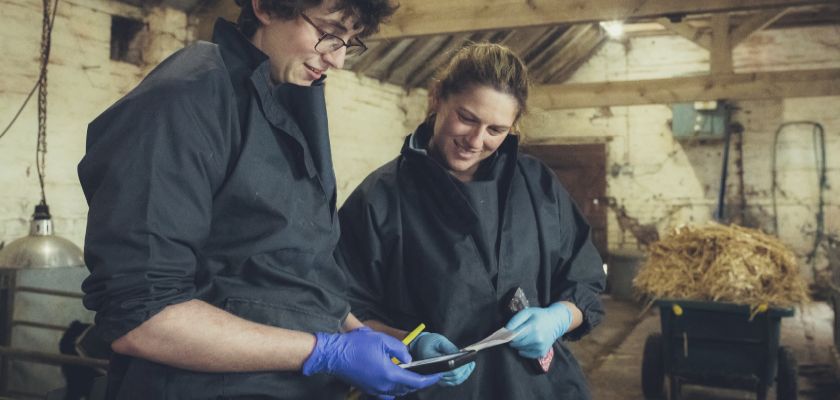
656,18 -> 711,50
374,0 -> 834,39
380,38 -> 422,81
403,33 -> 471,87
386,36 -> 447,85
533,25 -> 603,83
531,68 -> 840,109
499,26 -> 553,57
544,28 -> 606,83
193,0 -> 835,41
731,8 -> 792,46
528,26 -> 586,78
710,14 -> 733,74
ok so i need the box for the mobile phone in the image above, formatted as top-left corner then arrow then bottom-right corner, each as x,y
399,350 -> 477,375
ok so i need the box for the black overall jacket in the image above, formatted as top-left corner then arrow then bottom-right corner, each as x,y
337,123 -> 606,399
79,19 -> 349,399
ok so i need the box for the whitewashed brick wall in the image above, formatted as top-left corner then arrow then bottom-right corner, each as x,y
0,1 -> 423,251
0,0 -> 189,395
522,25 -> 840,280
325,69 -> 427,205
0,0 -> 189,252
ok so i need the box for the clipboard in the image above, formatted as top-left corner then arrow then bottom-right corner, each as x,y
398,327 -> 518,375
399,350 -> 478,375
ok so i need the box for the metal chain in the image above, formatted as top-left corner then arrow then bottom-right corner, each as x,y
36,0 -> 57,206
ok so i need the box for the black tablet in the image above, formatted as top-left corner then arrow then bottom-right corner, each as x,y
400,350 -> 477,375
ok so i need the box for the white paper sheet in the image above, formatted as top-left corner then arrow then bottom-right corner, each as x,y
461,327 -> 519,352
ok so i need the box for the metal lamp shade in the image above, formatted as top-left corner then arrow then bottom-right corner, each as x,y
0,205 -> 84,269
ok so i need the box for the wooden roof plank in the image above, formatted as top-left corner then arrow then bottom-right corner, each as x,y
731,8 -> 792,46
656,18 -> 711,50
544,28 -> 607,83
710,13 -> 733,74
531,68 -> 840,109
531,24 -> 598,83
375,0 -> 835,39
403,33 -> 472,88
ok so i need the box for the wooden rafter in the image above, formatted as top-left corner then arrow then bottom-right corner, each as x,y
193,0 -> 835,41
348,40 -> 401,74
656,18 -> 711,50
380,38 -> 424,81
403,33 -> 471,87
374,0 -> 834,39
530,69 -> 840,109
527,26 -> 584,76
498,26 -> 554,57
710,13 -> 733,74
731,8 -> 792,46
544,28 -> 607,83
384,36 -> 446,85
531,24 -> 602,83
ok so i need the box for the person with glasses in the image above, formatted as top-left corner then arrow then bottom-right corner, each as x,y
78,0 -> 441,399
336,43 -> 606,399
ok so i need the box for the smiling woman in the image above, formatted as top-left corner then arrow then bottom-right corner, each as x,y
428,85 -> 519,182
336,42 -> 606,400
426,43 -> 530,182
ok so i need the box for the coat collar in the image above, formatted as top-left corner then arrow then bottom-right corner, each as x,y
402,119 -> 520,179
213,18 -> 335,206
400,121 -> 519,230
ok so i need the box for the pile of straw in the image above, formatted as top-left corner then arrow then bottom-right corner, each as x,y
633,223 -> 810,308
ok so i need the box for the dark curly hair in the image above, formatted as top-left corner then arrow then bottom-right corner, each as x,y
235,0 -> 398,39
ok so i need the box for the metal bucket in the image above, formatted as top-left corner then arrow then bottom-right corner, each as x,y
606,249 -> 645,301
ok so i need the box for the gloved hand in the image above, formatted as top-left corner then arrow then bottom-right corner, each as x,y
505,302 -> 573,359
302,327 -> 441,399
409,332 -> 475,386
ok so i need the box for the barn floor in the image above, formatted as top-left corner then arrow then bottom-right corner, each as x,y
567,296 -> 840,400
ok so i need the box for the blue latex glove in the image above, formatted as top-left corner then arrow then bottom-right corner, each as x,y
409,332 -> 476,386
505,303 -> 573,359
302,327 -> 442,399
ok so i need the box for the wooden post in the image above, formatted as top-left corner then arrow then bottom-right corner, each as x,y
711,13 -> 733,74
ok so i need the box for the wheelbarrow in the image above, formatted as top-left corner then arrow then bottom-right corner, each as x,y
641,299 -> 797,400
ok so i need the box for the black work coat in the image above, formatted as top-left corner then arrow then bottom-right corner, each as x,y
336,124 -> 606,399
78,20 -> 349,399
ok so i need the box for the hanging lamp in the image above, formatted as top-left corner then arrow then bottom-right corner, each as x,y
0,0 -> 83,270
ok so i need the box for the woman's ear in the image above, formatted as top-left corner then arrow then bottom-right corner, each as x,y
252,0 -> 272,26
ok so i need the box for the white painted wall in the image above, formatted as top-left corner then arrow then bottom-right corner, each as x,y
1,0 -> 190,251
0,0 -> 190,396
0,1 -> 423,252
325,69 -> 427,205
522,25 -> 840,281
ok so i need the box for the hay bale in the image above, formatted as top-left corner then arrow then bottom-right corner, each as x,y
633,223 -> 810,309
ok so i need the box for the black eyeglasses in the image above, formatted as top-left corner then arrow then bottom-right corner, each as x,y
300,13 -> 367,57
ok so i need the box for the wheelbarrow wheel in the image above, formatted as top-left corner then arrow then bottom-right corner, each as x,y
642,333 -> 665,399
776,346 -> 798,400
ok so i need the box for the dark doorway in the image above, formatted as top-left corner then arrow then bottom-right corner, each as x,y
521,143 -> 607,257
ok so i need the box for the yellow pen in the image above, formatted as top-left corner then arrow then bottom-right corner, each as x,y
348,323 -> 427,400
392,323 -> 426,364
